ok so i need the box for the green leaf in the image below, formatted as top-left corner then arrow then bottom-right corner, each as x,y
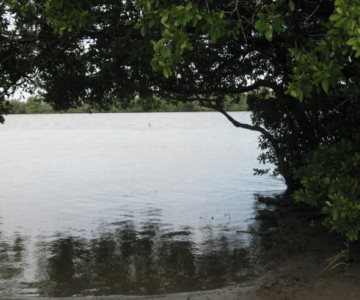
265,29 -> 273,41
289,0 -> 295,12
321,78 -> 330,93
329,14 -> 342,22
160,13 -> 168,25
254,19 -> 265,32
346,37 -> 357,46
273,21 -> 283,33
332,209 -> 338,221
180,41 -> 188,50
162,67 -> 172,78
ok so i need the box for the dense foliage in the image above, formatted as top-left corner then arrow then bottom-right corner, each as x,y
135,0 -> 360,239
295,141 -> 360,241
1,0 -> 360,239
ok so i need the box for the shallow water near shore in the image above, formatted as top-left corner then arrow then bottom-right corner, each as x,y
0,112 -> 285,297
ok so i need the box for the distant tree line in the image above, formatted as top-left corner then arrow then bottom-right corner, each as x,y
8,96 -> 248,114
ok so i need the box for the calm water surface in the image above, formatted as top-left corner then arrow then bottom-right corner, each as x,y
0,112 -> 285,297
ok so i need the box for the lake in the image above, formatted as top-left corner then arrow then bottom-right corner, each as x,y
0,112 -> 285,297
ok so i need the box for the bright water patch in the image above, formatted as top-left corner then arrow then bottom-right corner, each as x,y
0,112 -> 285,296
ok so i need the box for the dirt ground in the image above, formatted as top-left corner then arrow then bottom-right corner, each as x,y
4,198 -> 360,300
251,197 -> 360,300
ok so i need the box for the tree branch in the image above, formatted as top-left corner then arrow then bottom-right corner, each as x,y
218,106 -> 272,137
196,96 -> 289,183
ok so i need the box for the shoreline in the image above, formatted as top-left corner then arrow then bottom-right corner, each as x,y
3,199 -> 360,300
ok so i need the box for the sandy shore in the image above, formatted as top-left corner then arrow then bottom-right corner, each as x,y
250,198 -> 360,300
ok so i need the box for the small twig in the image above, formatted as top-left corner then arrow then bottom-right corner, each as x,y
305,4 -> 321,24
237,16 -> 248,44
204,0 -> 210,13
334,98 -> 351,111
227,0 -> 240,14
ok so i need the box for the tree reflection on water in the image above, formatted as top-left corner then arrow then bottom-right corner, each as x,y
0,213 -> 256,297
0,235 -> 25,281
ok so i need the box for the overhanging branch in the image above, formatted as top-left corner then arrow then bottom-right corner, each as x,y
197,96 -> 287,178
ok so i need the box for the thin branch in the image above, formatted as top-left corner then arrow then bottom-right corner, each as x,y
0,54 -> 13,66
195,96 -> 288,181
236,14 -> 248,45
225,0 -> 240,14
204,0 -> 210,13
195,95 -> 267,134
218,106 -> 273,138
305,4 -> 321,24
224,0 -> 248,44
